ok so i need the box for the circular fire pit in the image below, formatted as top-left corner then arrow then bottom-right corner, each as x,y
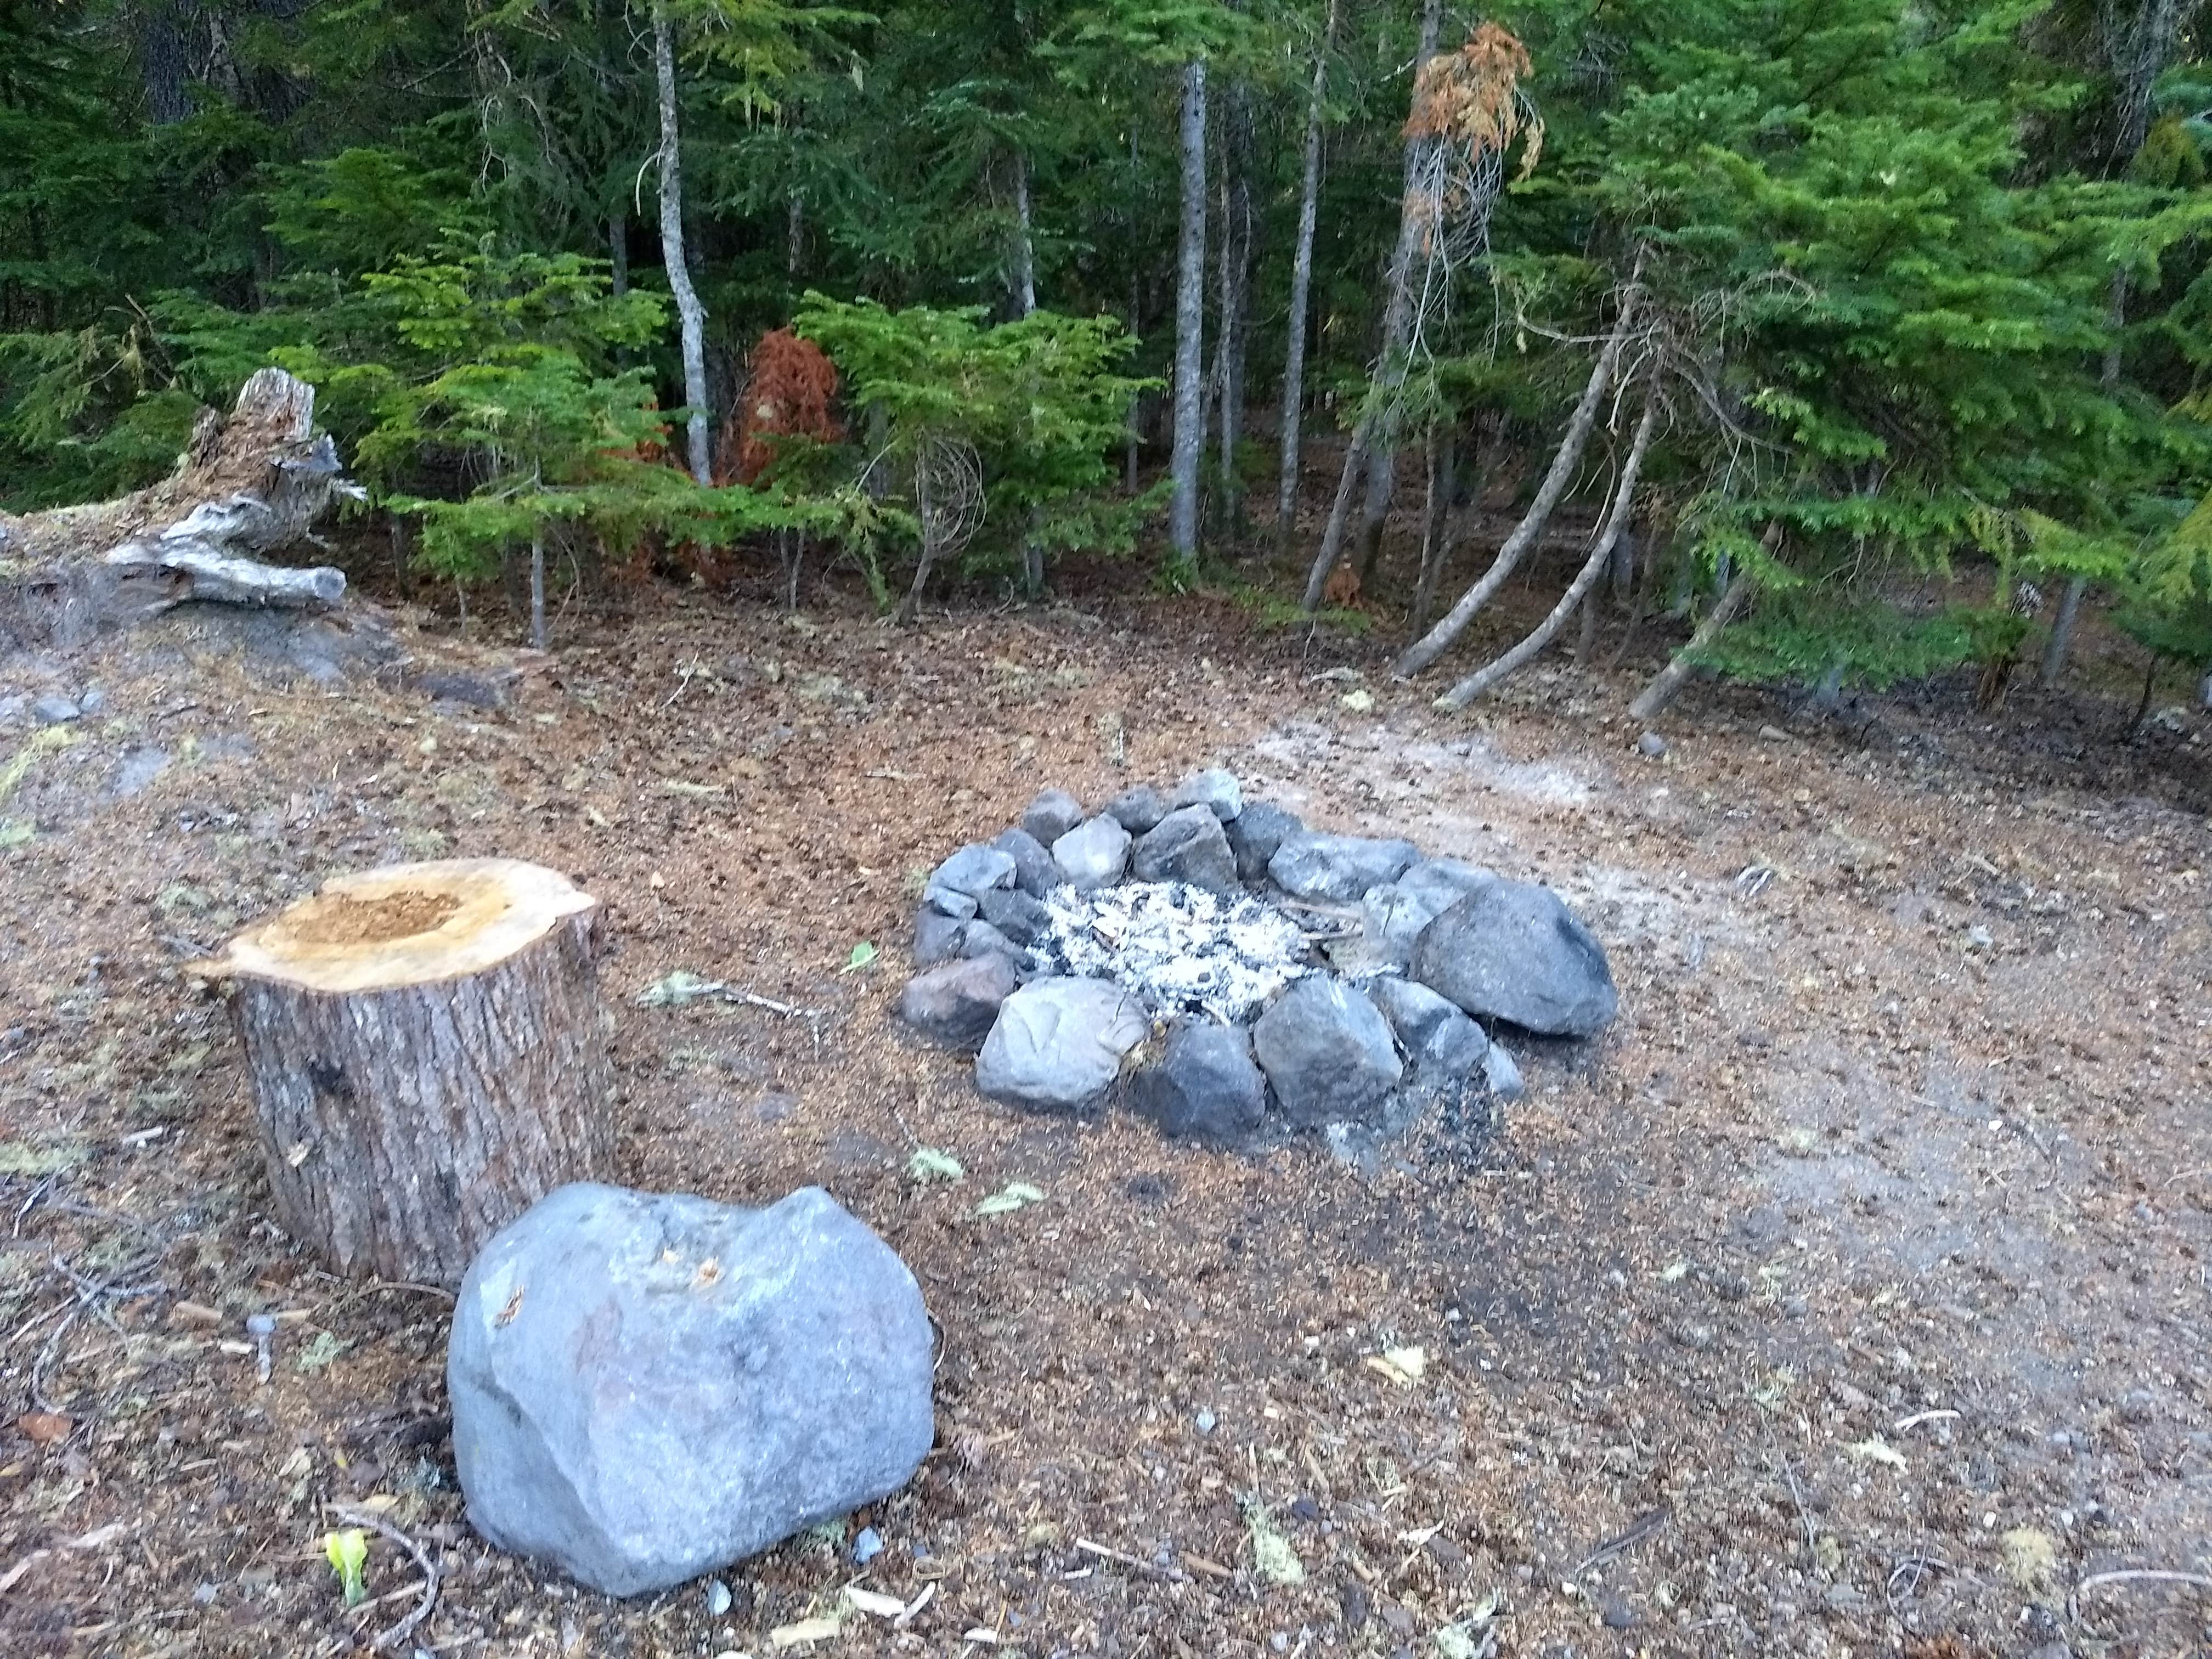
897,770 -> 1617,1150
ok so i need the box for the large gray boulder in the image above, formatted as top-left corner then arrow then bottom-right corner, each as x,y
449,1183 -> 934,1598
1250,976 -> 1403,1126
1020,788 -> 1086,846
899,954 -> 1020,1048
1410,879 -> 1617,1037
1368,976 -> 1489,1077
1130,804 -> 1239,895
1127,1018 -> 1268,1144
1268,832 -> 1420,902
1051,815 -> 1132,891
1226,802 -> 1303,883
975,977 -> 1149,1112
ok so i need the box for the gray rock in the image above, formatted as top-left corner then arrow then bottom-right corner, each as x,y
1226,802 -> 1303,883
975,977 -> 1149,1112
1250,977 -> 1403,1127
1103,785 -> 1169,834
1268,832 -> 1419,902
1637,731 -> 1667,758
1358,861 -> 1494,969
914,908 -> 966,966
1367,977 -> 1489,1076
1127,1018 -> 1268,1144
1169,768 -> 1242,821
449,1182 -> 933,1598
990,827 -> 1060,898
1129,804 -> 1239,894
1397,858 -> 1493,916
1483,1041 -> 1525,1100
1051,815 -> 1132,892
957,921 -> 1022,962
921,884 -> 978,921
31,695 -> 81,726
977,885 -> 1051,946
899,955 -> 1020,1049
414,669 -> 514,711
76,686 -> 106,716
0,695 -> 25,727
1411,880 -> 1617,1037
1020,788 -> 1086,846
929,844 -> 1016,900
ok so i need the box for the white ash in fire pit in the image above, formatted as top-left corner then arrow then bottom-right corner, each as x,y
896,769 -> 1619,1149
1031,880 -> 1312,1023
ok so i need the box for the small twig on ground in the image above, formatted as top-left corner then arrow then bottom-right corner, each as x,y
1885,1548 -> 1950,1611
2071,1566 -> 2212,1618
328,1503 -> 440,1653
1074,1538 -> 1186,1582
1573,1508 -> 1669,1577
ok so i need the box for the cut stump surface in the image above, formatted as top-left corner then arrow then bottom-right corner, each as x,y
206,859 -> 617,1285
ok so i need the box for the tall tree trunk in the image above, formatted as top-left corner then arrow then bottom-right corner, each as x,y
2043,265 -> 2132,686
1302,0 -> 1444,608
1215,77 -> 1255,535
1351,0 -> 1446,583
1437,386 -> 1660,709
895,451 -> 938,627
1276,0 -> 1336,550
1169,59 -> 1209,563
1410,421 -> 1455,636
529,530 -> 547,651
653,13 -> 712,485
787,190 -> 804,276
1394,272 -> 1645,678
1011,150 -> 1038,317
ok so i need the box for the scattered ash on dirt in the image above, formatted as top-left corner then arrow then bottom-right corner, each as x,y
1031,879 -> 1314,1022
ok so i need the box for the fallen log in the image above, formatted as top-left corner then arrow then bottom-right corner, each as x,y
0,368 -> 358,650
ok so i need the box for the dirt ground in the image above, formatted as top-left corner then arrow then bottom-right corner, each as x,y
1,542 -> 2208,1659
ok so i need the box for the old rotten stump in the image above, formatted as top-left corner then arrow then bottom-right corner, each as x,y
205,859 -> 617,1284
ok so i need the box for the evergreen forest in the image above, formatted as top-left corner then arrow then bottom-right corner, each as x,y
4,0 -> 2211,709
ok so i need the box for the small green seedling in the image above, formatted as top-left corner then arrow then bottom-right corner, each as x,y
841,941 -> 879,973
974,1182 -> 1045,1217
324,1528 -> 369,1607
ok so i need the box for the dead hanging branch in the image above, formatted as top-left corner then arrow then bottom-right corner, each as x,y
0,369 -> 358,651
1435,379 -> 1663,709
1627,522 -> 1781,720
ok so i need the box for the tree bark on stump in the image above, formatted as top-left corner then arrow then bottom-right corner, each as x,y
204,859 -> 617,1285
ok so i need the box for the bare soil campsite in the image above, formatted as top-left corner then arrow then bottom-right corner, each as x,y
0,555 -> 2205,1659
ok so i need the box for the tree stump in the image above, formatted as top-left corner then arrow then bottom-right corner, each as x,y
206,859 -> 617,1285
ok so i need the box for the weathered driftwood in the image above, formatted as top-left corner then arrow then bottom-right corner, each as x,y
201,859 -> 618,1285
0,368 -> 356,650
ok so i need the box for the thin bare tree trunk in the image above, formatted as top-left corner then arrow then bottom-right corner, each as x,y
653,13 -> 711,484
1394,273 -> 1645,678
2042,267 -> 2132,686
896,455 -> 937,627
1304,0 -> 1443,609
1628,524 -> 1776,720
1215,77 -> 1254,534
1410,422 -> 1454,636
1011,150 -> 1037,317
1169,59 -> 1209,562
1276,0 -> 1336,549
529,531 -> 547,651
1437,386 -> 1660,709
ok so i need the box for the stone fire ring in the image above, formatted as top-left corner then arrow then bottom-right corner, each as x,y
896,769 -> 1618,1152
